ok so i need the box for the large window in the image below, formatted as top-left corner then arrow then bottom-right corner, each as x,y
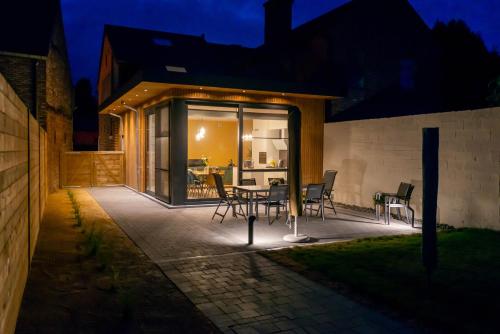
156,105 -> 170,200
145,112 -> 155,193
242,108 -> 288,185
187,104 -> 238,199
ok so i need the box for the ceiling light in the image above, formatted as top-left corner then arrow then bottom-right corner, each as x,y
144,89 -> 148,92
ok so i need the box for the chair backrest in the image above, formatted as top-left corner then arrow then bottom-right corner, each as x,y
305,183 -> 325,200
241,178 -> 256,186
268,177 -> 285,185
212,173 -> 227,199
396,182 -> 414,202
322,170 -> 337,195
268,184 -> 288,202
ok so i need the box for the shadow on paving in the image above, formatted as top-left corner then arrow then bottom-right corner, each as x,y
15,190 -> 219,334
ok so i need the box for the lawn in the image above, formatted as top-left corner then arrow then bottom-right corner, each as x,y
263,229 -> 500,333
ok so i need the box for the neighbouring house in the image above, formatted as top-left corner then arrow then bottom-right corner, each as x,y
97,0 -> 440,206
74,79 -> 99,150
0,0 -> 73,192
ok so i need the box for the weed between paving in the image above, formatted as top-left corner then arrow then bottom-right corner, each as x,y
16,190 -> 218,334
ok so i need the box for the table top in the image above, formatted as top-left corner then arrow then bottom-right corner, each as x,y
233,185 -> 271,193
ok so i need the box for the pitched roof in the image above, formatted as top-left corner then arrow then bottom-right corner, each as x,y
0,0 -> 60,56
104,24 -> 253,76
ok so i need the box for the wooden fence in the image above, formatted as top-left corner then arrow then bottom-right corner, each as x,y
0,73 -> 48,334
61,151 -> 124,187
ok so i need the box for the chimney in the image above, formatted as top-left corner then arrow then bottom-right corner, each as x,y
264,0 -> 293,45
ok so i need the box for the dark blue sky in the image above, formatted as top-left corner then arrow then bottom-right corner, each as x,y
61,0 -> 500,86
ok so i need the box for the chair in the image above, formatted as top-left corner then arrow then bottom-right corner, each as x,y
303,183 -> 326,222
241,178 -> 256,186
268,177 -> 285,185
211,173 -> 246,224
322,170 -> 337,215
187,169 -> 203,198
384,183 -> 415,227
257,184 -> 288,224
204,173 -> 217,197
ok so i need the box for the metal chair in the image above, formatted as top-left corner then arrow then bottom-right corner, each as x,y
384,183 -> 415,227
239,178 -> 257,214
268,177 -> 285,185
257,184 -> 288,225
187,169 -> 203,198
303,183 -> 326,222
322,170 -> 337,215
211,173 -> 246,223
241,178 -> 256,186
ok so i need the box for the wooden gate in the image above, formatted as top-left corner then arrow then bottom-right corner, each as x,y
61,151 -> 124,187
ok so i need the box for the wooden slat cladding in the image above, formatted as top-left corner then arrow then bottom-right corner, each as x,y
0,73 -> 48,334
93,152 -> 124,186
60,151 -> 124,187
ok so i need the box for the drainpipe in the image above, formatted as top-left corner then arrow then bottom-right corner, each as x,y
109,112 -> 124,151
122,104 -> 141,190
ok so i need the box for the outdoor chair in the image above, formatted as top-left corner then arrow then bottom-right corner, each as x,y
303,183 -> 326,222
383,182 -> 415,227
268,177 -> 285,185
211,173 -> 246,224
322,170 -> 337,215
256,184 -> 288,224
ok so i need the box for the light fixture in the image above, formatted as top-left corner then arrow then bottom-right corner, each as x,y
199,87 -> 203,90
242,134 -> 253,141
195,126 -> 206,141
242,90 -> 246,93
144,89 -> 148,92
135,94 -> 139,97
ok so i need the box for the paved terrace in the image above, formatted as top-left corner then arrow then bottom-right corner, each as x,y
89,187 -> 419,333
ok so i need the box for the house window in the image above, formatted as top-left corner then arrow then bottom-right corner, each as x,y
400,59 -> 416,91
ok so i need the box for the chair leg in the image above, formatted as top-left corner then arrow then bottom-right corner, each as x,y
404,206 -> 410,225
212,199 -> 223,221
220,203 -> 231,224
321,200 -> 325,222
408,206 -> 415,228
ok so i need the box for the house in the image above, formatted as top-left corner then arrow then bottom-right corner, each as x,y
97,0 -> 437,205
0,0 -> 73,192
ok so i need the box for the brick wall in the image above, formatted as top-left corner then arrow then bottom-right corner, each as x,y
98,114 -> 120,151
0,73 -> 48,334
324,107 -> 500,230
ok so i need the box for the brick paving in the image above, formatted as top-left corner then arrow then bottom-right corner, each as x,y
88,187 -> 419,333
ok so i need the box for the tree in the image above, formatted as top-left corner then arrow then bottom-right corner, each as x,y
432,20 -> 500,110
73,78 -> 98,150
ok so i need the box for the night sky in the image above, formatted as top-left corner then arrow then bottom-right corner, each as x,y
61,0 -> 500,86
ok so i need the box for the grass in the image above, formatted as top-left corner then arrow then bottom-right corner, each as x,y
263,229 -> 500,333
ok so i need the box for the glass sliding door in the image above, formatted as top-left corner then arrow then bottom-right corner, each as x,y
155,104 -> 170,202
187,104 -> 238,200
241,107 -> 289,185
145,111 -> 155,194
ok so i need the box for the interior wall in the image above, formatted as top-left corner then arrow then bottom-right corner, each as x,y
187,118 -> 238,167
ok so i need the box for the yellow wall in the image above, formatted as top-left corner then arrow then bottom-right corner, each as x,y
187,118 -> 238,167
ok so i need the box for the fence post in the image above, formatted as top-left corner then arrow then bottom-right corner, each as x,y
422,127 -> 439,286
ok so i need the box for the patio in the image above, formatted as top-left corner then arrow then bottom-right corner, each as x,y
87,186 -> 420,333
88,187 -> 417,262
